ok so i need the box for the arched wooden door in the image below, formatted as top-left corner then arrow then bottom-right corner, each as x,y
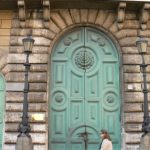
49,27 -> 121,150
0,74 -> 5,150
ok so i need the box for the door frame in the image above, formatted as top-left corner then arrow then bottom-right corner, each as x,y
48,24 -> 125,150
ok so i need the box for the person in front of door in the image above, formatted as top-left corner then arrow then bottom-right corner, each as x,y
99,129 -> 113,150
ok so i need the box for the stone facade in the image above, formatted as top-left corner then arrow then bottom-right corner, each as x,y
0,8 -> 150,150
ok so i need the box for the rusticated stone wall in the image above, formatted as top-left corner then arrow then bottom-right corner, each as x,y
2,9 -> 150,150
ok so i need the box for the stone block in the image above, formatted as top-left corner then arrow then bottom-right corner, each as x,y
70,9 -> 81,23
0,36 -> 10,46
124,20 -> 140,29
59,9 -> 73,26
103,12 -> 116,28
125,133 -> 142,143
10,36 -> 51,46
5,72 -> 47,82
126,144 -> 140,150
5,123 -> 46,132
88,9 -> 98,23
11,19 -> 20,28
9,46 -> 49,54
124,65 -> 140,73
3,144 -> 15,150
115,29 -> 137,39
80,9 -> 88,23
125,112 -> 143,123
124,73 -> 142,83
49,20 -> 60,33
51,12 -> 66,29
1,20 -> 11,28
125,123 -> 142,132
6,83 -> 24,91
125,83 -> 142,92
121,46 -> 138,54
139,133 -> 150,150
28,92 -> 47,102
29,83 -> 47,92
95,10 -> 108,26
6,92 -> 23,102
119,37 -> 137,46
0,11 -> 14,19
124,92 -> 150,103
123,55 -> 142,64
6,92 -> 47,103
125,12 -> 137,20
8,54 -> 48,63
27,19 -> 44,28
0,29 -> 10,35
109,22 -> 118,33
124,103 -> 143,112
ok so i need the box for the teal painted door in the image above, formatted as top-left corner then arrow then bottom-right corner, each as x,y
0,74 -> 5,150
49,27 -> 121,150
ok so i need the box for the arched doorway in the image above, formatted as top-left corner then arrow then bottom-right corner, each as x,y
0,74 -> 5,150
49,27 -> 121,150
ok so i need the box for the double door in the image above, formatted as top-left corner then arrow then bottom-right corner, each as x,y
49,27 -> 121,150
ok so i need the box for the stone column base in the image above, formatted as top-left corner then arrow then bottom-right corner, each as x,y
16,134 -> 33,150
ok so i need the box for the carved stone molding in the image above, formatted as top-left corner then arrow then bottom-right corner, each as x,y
117,2 -> 126,29
140,3 -> 150,30
43,0 -> 50,28
18,0 -> 26,21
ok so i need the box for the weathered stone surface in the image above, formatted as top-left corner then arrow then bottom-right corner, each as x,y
3,144 -> 47,150
88,9 -> 98,23
26,19 -> 44,28
6,64 -> 48,72
125,112 -> 143,123
5,72 -> 47,82
115,29 -> 137,39
6,103 -> 47,112
124,65 -> 140,73
125,12 -> 137,20
0,29 -> 10,35
6,92 -> 47,102
28,92 -> 47,102
126,145 -> 140,150
29,83 -> 47,92
5,132 -> 46,144
49,20 -> 60,33
119,37 -> 137,46
51,12 -> 66,29
109,22 -> 118,33
124,103 -> 143,112
0,11 -> 14,19
1,20 -> 11,28
124,73 -> 142,83
6,82 -> 24,91
59,9 -> 73,26
11,29 -> 55,40
124,92 -> 150,103
10,46 -> 49,54
10,36 -> 51,46
8,54 -> 48,63
80,9 -> 88,23
121,47 -> 138,54
125,133 -> 142,143
11,19 -> 20,28
5,123 -> 46,132
103,12 -> 116,28
0,36 -> 10,46
125,123 -> 142,132
70,9 -> 80,23
124,20 -> 140,29
123,55 -> 141,64
95,10 -> 108,26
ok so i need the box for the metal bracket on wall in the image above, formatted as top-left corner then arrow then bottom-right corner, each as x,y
18,0 -> 26,27
140,3 -> 150,30
117,2 -> 126,29
43,0 -> 50,28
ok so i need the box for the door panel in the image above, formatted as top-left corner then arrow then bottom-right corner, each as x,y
50,27 -> 121,150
